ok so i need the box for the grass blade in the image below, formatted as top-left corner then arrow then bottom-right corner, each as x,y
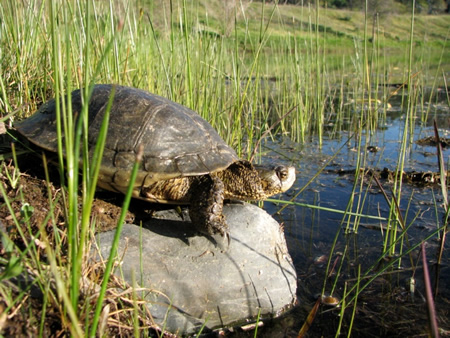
89,145 -> 143,336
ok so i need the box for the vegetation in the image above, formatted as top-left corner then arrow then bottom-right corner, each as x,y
261,0 -> 450,14
0,0 -> 448,336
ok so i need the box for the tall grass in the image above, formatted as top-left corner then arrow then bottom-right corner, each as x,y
0,0 -> 448,336
1,1 -> 445,143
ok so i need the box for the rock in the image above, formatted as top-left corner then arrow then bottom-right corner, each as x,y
95,202 -> 297,335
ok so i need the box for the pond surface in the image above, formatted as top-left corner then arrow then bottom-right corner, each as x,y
255,88 -> 450,337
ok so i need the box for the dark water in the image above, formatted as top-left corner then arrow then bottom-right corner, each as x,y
257,90 -> 450,337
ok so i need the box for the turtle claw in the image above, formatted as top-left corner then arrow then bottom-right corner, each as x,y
220,230 -> 231,250
214,221 -> 231,250
210,231 -> 230,251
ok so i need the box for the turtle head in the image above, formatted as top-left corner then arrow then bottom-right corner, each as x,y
254,164 -> 296,196
219,161 -> 295,200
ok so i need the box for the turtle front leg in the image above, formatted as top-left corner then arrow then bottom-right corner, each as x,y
189,175 -> 230,245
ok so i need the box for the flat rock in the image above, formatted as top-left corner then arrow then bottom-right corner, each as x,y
95,202 -> 297,335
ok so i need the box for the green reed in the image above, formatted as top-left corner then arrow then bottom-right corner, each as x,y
2,1 -> 445,145
294,0 -> 447,334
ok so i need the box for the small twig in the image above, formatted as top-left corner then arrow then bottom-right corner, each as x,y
297,297 -> 321,338
421,243 -> 440,338
327,255 -> 340,278
433,120 -> 448,265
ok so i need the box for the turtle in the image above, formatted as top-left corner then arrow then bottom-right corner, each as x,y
15,84 -> 296,242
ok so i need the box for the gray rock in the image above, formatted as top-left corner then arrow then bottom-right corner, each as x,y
95,202 -> 297,335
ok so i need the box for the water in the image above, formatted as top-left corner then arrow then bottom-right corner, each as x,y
257,91 -> 450,336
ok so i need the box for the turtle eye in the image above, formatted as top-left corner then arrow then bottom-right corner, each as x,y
276,166 -> 288,180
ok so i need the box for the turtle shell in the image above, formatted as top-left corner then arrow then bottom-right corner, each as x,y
15,84 -> 239,195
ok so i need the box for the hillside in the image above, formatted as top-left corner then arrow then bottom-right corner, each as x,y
147,0 -> 449,47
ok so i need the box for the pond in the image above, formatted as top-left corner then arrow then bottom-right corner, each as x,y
256,87 -> 450,337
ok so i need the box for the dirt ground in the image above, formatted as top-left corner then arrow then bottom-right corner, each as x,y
0,154 -> 166,336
